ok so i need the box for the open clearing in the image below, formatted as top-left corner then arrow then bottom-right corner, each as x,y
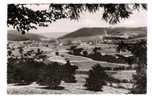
8,74 -> 130,94
8,51 -> 134,94
7,42 -> 135,94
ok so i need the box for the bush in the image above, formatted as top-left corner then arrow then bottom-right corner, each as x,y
68,45 -> 83,56
7,47 -> 47,84
7,45 -> 78,88
37,62 -> 63,89
62,60 -> 78,83
130,64 -> 147,94
73,48 -> 83,55
117,40 -> 147,94
7,57 -> 17,83
7,57 -> 42,84
37,61 -> 78,88
84,64 -> 108,91
88,52 -> 101,60
82,50 -> 88,57
55,51 -> 59,56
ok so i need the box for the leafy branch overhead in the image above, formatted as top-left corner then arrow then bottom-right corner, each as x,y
7,4 -> 147,34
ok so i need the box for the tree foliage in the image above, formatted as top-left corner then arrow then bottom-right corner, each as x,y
117,40 -> 147,94
37,62 -> 63,88
131,64 -> 147,94
7,47 -> 47,84
8,47 -> 78,88
84,64 -> 108,91
117,40 -> 147,65
62,60 -> 78,83
7,4 -> 146,34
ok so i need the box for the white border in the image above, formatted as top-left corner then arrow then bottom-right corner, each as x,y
0,0 -> 152,100
147,2 -> 152,96
4,0 -> 149,3
0,0 -> 7,96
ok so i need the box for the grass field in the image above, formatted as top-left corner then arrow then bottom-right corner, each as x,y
8,74 -> 130,94
7,41 -> 136,94
61,53 -> 129,71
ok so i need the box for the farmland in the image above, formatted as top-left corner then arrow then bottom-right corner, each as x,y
7,26 -> 147,94
7,40 -> 137,94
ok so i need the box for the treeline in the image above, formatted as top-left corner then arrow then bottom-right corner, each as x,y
7,40 -> 146,93
7,45 -> 130,91
68,45 -> 135,67
8,47 -> 78,89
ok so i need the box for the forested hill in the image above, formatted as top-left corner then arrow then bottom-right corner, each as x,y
7,30 -> 46,41
59,27 -> 147,39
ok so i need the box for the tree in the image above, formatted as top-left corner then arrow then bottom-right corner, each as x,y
73,48 -> 83,55
89,47 -> 101,60
62,60 -> 78,83
82,50 -> 88,57
130,40 -> 147,94
37,62 -> 63,89
117,40 -> 147,94
131,64 -> 146,94
93,47 -> 101,54
7,47 -> 47,84
84,64 -> 108,91
7,4 -> 146,34
125,56 -> 135,69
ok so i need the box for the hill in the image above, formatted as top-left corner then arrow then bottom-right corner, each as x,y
59,27 -> 147,39
39,32 -> 68,39
7,30 -> 47,41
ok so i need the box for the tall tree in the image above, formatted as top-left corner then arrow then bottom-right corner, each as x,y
117,40 -> 147,94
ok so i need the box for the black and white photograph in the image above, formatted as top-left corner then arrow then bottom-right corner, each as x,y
7,3 -> 147,94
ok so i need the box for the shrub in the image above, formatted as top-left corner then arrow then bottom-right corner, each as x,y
7,54 -> 46,83
37,61 -> 78,88
62,60 -> 78,83
88,52 -> 101,60
73,48 -> 83,55
7,47 -> 47,84
7,45 -> 78,88
117,40 -> 147,94
7,57 -> 42,84
130,64 -> 147,94
89,47 -> 101,60
55,51 -> 59,56
37,62 -> 63,89
84,64 -> 108,91
82,50 -> 88,57
7,57 -> 17,83
93,47 -> 101,53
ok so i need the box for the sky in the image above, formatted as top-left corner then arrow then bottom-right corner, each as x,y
9,4 -> 147,38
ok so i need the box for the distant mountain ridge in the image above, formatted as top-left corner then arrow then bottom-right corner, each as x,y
59,27 -> 147,39
8,30 -> 47,41
8,27 -> 147,41
39,32 -> 68,39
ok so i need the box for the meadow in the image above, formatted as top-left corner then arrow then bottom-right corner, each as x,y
7,40 -> 138,94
